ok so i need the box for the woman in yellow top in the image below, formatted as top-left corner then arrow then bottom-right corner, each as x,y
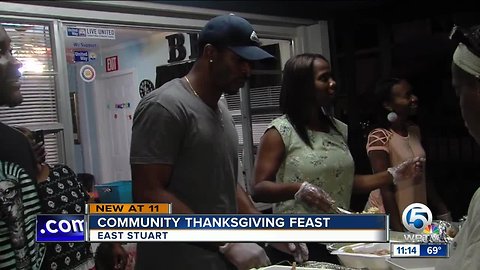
252,53 -> 422,263
365,78 -> 450,231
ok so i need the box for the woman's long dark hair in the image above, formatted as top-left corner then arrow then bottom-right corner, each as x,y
279,53 -> 338,148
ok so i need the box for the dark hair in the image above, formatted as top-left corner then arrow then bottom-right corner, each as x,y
371,78 -> 404,130
279,53 -> 338,148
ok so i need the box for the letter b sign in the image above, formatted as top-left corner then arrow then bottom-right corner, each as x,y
166,33 -> 187,63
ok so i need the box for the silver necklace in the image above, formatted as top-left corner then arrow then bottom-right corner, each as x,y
184,76 -> 224,128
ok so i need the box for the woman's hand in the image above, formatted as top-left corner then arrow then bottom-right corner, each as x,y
294,182 -> 336,212
387,157 -> 426,184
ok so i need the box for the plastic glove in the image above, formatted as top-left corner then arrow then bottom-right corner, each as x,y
294,182 -> 336,212
219,243 -> 270,270
268,242 -> 309,263
387,157 -> 426,184
436,212 -> 453,222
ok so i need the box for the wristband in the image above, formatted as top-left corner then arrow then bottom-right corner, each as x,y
387,168 -> 397,185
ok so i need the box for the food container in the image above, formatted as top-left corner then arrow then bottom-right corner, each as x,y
330,243 -> 390,270
327,231 -> 406,252
386,257 -> 446,270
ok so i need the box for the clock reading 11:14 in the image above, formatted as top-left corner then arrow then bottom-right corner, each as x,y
392,243 -> 420,257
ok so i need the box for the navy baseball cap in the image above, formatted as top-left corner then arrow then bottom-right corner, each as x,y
199,14 -> 275,61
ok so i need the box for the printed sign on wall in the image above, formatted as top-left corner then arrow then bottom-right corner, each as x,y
105,56 -> 119,72
73,42 -> 97,48
67,27 -> 116,40
74,51 -> 89,62
89,52 -> 97,61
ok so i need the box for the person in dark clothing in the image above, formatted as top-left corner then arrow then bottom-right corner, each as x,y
0,24 -> 44,270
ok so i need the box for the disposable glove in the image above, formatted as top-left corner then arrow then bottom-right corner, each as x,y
219,243 -> 270,270
294,182 -> 336,212
387,157 -> 426,184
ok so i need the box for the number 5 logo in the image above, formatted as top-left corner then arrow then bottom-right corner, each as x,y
402,203 -> 432,234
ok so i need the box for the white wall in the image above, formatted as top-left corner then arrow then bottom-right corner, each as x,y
67,31 -> 193,179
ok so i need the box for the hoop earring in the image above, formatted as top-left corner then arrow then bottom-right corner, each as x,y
387,111 -> 398,122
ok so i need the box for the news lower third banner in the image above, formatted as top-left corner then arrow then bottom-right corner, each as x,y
88,214 -> 388,242
36,204 -> 388,242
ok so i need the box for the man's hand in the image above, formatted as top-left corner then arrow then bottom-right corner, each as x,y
268,242 -> 309,263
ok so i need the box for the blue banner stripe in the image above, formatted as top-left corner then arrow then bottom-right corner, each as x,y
36,214 -> 86,242
88,214 -> 386,230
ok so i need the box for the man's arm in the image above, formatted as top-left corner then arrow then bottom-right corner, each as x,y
131,163 -> 194,214
130,101 -> 194,213
236,183 -> 260,214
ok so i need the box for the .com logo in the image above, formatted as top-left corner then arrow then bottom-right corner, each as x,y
36,214 -> 85,242
402,203 -> 432,234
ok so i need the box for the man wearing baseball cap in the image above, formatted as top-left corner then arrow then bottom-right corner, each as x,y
131,14 -> 307,270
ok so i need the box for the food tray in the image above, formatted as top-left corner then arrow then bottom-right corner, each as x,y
331,243 -> 390,270
256,261 -> 362,269
386,257 -> 446,270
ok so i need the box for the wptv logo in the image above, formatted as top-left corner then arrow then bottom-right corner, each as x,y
401,203 -> 446,243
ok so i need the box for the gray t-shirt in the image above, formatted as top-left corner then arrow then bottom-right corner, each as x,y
130,78 -> 238,269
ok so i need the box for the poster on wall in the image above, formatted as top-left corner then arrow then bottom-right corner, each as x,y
80,65 -> 96,82
74,51 -> 89,62
66,49 -> 98,64
66,27 -> 116,39
89,52 -> 97,61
